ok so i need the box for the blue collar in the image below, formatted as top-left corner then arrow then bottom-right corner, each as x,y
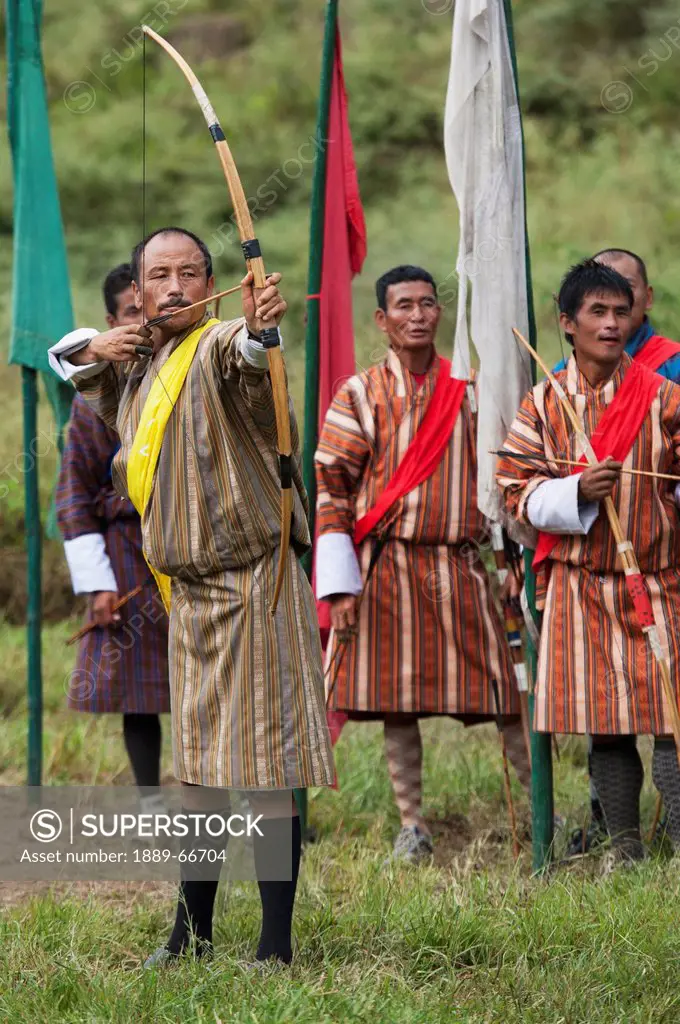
625,317 -> 654,358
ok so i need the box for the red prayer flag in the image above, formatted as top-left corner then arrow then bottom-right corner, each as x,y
312,27 -> 366,646
309,28 -> 366,761
317,28 -> 366,426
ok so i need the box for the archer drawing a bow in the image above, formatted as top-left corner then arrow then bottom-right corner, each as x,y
142,25 -> 294,615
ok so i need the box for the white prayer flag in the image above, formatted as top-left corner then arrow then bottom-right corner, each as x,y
444,0 -> 533,530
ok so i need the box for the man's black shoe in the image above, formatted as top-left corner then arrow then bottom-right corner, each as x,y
565,818 -> 608,858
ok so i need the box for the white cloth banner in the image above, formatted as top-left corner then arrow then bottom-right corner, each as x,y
444,0 -> 533,531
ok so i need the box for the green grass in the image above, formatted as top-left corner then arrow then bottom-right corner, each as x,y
0,620 -> 677,1022
5,863 -> 680,1022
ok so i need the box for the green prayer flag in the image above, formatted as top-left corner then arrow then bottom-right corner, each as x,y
7,0 -> 75,534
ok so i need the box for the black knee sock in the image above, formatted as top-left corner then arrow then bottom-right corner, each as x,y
165,804 -> 229,957
123,713 -> 161,791
587,750 -> 606,828
591,738 -> 644,858
167,880 -> 219,956
652,739 -> 680,847
253,815 -> 301,964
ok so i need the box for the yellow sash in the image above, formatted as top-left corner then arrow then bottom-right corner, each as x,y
127,318 -> 220,612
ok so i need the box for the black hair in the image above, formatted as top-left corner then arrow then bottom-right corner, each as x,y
130,227 -> 213,285
375,265 -> 438,311
592,247 -> 648,287
102,263 -> 132,317
558,259 -> 634,345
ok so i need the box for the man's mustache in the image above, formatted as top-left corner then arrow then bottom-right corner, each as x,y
158,298 -> 191,312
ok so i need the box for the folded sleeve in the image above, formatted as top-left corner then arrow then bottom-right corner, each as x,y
48,328 -> 105,382
63,534 -> 118,594
526,475 -> 599,534
315,532 -> 363,600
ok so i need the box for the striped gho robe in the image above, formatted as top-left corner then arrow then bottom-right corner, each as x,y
49,314 -> 334,791
315,347 -> 519,720
56,394 -> 170,714
497,353 -> 680,736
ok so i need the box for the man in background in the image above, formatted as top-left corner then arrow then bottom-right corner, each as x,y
56,264 -> 170,814
316,265 -> 530,864
499,258 -> 680,869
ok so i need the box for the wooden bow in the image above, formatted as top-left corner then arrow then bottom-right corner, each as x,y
142,26 -> 293,615
512,327 -> 680,765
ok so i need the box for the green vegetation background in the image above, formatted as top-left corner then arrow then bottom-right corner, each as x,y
2,0 -> 680,531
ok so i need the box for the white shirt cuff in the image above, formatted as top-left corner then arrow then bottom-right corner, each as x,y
48,328 -> 106,382
315,532 -> 363,600
675,483 -> 680,507
237,325 -> 284,370
526,475 -> 599,534
63,534 -> 118,594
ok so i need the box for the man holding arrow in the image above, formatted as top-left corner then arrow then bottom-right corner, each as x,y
498,258 -> 680,868
49,226 -> 334,965
563,248 -> 680,855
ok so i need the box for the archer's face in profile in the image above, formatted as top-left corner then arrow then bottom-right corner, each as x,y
132,231 -> 214,334
374,280 -> 442,359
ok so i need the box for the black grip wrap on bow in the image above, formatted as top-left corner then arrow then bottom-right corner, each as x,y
260,327 -> 281,350
209,123 -> 225,142
241,238 -> 262,260
279,454 -> 292,490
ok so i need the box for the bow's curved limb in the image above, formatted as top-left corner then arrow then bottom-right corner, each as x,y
142,25 -> 293,614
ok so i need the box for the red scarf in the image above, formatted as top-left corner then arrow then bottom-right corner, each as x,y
354,358 -> 467,545
324,357 -> 467,765
533,359 -> 662,567
634,334 -> 680,373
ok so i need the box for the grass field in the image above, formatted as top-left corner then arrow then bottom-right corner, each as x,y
1,619 -> 678,1022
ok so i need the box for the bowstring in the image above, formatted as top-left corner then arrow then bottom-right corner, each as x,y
142,33 -> 146,323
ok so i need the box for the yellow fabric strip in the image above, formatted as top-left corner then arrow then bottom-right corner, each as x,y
127,318 -> 220,611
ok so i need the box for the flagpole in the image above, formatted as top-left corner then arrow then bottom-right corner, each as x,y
8,0 -> 77,788
298,0 -> 338,835
302,0 -> 338,572
22,368 -> 43,785
502,0 -> 554,871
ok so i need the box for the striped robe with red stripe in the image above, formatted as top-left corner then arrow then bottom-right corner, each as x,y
315,348 -> 518,718
497,353 -> 680,736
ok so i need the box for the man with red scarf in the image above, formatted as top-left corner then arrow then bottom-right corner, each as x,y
562,249 -> 680,855
556,249 -> 680,379
315,265 -> 530,863
498,259 -> 680,869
